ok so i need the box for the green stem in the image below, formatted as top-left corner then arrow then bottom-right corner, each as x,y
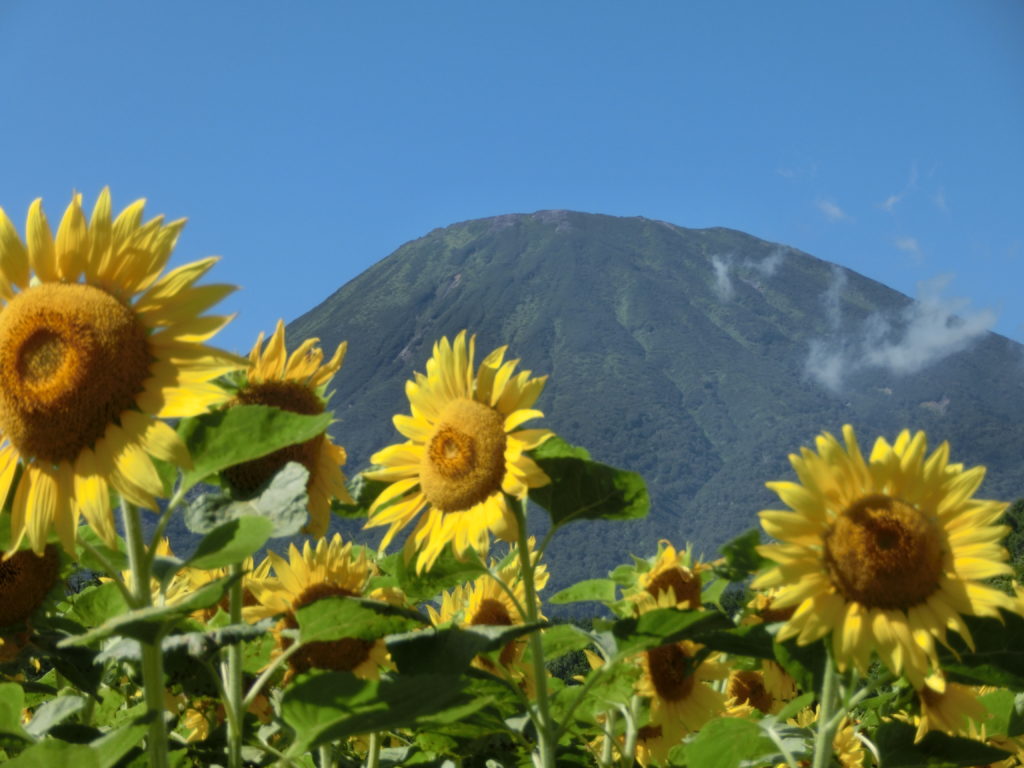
812,647 -> 841,768
599,707 -> 617,768
365,732 -> 381,768
319,743 -> 335,768
225,563 -> 245,768
619,695 -> 640,768
511,495 -> 555,768
123,501 -> 170,768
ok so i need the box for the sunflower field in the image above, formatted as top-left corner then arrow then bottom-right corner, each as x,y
0,191 -> 1023,768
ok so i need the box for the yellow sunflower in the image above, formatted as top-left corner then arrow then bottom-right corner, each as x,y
635,622 -> 728,763
632,540 -> 706,612
222,320 -> 352,537
243,534 -> 389,680
427,539 -> 547,686
910,672 -> 986,743
0,190 -> 241,555
752,425 -> 1020,686
790,707 -> 865,768
364,330 -> 553,571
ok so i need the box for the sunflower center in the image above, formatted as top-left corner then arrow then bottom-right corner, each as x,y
646,568 -> 702,608
471,598 -> 514,627
728,670 -> 773,714
0,283 -> 151,464
646,643 -> 696,702
420,398 -> 507,512
824,494 -> 945,610
281,583 -> 375,674
221,380 -> 325,497
0,546 -> 60,628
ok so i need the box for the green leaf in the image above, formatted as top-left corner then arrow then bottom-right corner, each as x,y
979,688 -> 1017,738
541,624 -> 593,660
1010,692 -> 1024,737
373,547 -> 488,603
296,596 -> 428,643
332,472 -> 388,519
699,623 -> 775,659
59,573 -> 242,647
4,741 -> 101,768
96,621 -> 274,663
177,404 -> 331,492
68,582 -> 129,629
90,715 -> 152,768
528,436 -> 649,526
715,528 -> 769,581
186,516 -> 275,570
24,695 -> 87,738
939,611 -> 1024,690
281,672 -> 486,754
774,691 -> 816,722
184,462 -> 310,537
0,682 -> 33,743
610,608 -> 733,655
549,578 -> 618,605
75,527 -> 129,574
682,716 -> 778,768
874,720 -> 1012,767
773,637 -> 827,695
387,624 -> 544,675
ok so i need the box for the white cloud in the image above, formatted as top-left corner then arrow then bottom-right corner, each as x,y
880,165 -> 919,212
745,248 -> 786,278
804,274 -> 997,391
817,199 -> 848,222
894,237 -> 923,263
711,255 -> 734,300
823,264 -> 847,331
933,187 -> 949,213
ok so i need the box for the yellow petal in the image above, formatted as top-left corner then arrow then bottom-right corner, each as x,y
120,410 -> 192,470
74,449 -> 117,548
26,198 -> 57,281
0,205 -> 29,291
55,193 -> 89,281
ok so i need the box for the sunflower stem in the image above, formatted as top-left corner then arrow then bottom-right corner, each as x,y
319,743 -> 335,768
122,501 -> 170,768
812,646 -> 841,768
619,695 -> 641,768
365,732 -> 381,768
225,563 -> 245,768
599,707 -> 617,767
511,495 -> 556,768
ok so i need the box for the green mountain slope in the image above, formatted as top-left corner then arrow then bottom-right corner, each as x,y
288,210 -> 1024,586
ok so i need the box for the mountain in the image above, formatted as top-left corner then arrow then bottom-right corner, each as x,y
287,210 -> 1024,589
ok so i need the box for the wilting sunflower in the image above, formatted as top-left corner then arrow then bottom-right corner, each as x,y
244,534 -> 389,679
222,320 -> 352,537
365,331 -> 553,571
0,545 -> 60,629
427,539 -> 547,686
0,191 -> 241,555
752,425 -> 1020,686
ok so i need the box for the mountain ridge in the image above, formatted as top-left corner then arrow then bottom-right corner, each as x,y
287,210 -> 1024,587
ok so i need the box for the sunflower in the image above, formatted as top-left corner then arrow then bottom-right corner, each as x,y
910,672 -> 986,743
790,707 -> 865,768
222,320 -> 352,537
364,331 -> 553,571
243,534 -> 389,679
635,611 -> 728,764
752,425 -> 1020,687
427,539 -> 547,686
0,191 -> 241,555
0,544 -> 60,663
632,540 -> 706,612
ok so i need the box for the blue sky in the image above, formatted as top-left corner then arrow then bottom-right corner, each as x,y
1,1 -> 1021,355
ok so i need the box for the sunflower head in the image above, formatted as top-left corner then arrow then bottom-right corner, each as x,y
245,535 -> 389,680
221,320 -> 352,537
0,190 -> 242,555
364,331 -> 554,572
0,545 -> 60,629
753,425 -> 1021,687
633,540 -> 704,612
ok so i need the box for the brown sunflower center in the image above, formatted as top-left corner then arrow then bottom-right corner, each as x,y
419,398 -> 507,512
646,567 -> 702,608
0,283 -> 151,464
281,583 -> 374,674
728,670 -> 773,714
646,643 -> 696,702
0,546 -> 60,628
470,597 -> 514,627
222,380 -> 325,497
824,494 -> 945,610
